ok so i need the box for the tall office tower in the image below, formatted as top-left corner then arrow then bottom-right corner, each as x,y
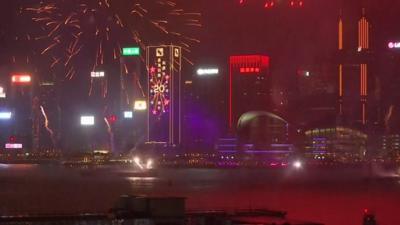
9,73 -> 34,151
119,47 -> 146,151
88,70 -> 108,107
37,81 -> 59,150
146,45 -> 182,146
120,47 -> 144,111
338,8 -> 370,126
228,55 -> 271,130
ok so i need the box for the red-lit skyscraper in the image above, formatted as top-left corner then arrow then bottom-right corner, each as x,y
229,55 -> 270,129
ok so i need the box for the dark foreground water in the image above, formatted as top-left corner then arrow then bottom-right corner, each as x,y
0,164 -> 399,225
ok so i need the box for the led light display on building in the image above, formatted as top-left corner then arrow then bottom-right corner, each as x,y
80,116 -> 95,126
134,100 -> 147,111
337,9 -> 371,125
0,112 -> 12,120
196,68 -> 219,76
5,143 -> 23,149
0,87 -> 5,98
90,71 -> 105,78
388,42 -> 400,49
124,111 -> 133,118
11,74 -> 31,84
122,47 -> 140,56
147,45 -> 182,145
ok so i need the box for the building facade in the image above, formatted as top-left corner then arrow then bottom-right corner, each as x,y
337,8 -> 372,126
229,55 -> 271,130
146,45 -> 182,146
304,126 -> 367,162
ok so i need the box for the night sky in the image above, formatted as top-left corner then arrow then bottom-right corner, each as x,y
1,0 -> 400,107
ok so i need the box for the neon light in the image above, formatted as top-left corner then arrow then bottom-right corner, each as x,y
339,64 -> 343,97
365,65 -> 368,96
388,42 -> 400,49
5,143 -> 22,149
362,103 -> 366,124
134,100 -> 147,111
196,68 -> 219,76
239,67 -> 261,74
229,63 -> 233,128
360,64 -> 367,96
338,19 -> 343,50
0,112 -> 12,120
230,55 -> 270,69
90,71 -> 105,78
358,17 -> 369,50
122,47 -> 140,56
80,116 -> 95,126
11,74 -> 31,84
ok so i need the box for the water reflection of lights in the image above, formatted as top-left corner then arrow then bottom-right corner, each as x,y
0,164 -> 10,169
126,177 -> 157,182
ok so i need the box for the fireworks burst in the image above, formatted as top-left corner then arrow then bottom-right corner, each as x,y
26,0 -> 201,80
40,105 -> 56,147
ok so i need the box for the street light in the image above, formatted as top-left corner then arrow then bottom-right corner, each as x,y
293,160 -> 303,169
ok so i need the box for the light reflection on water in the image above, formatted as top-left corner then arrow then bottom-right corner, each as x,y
126,177 -> 158,182
0,165 -> 399,225
0,164 -> 11,169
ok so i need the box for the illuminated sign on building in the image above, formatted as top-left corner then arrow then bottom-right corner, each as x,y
134,100 -> 147,111
196,68 -> 219,76
147,45 -> 182,145
124,111 -> 133,118
0,112 -> 12,120
90,71 -> 105,78
122,47 -> 140,56
5,143 -> 23,149
80,116 -> 95,126
240,67 -> 261,73
388,42 -> 400,49
0,87 -> 5,98
11,74 -> 32,84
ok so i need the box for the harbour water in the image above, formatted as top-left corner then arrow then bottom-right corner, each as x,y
0,164 -> 399,225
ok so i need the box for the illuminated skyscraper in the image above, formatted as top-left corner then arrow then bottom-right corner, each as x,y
229,55 -> 270,129
120,47 -> 144,111
337,8 -> 370,126
146,45 -> 182,146
37,81 -> 59,150
9,73 -> 34,151
119,47 -> 146,151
